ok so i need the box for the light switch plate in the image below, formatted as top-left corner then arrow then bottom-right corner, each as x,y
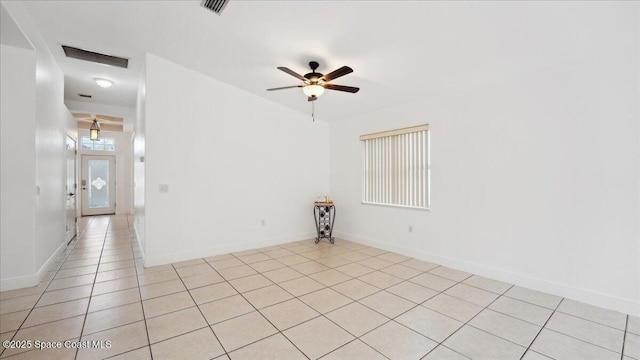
159,184 -> 169,193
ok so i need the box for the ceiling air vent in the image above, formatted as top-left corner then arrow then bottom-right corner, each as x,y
62,45 -> 129,68
78,94 -> 92,98
201,0 -> 230,15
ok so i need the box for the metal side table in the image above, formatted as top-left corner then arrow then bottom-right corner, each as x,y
313,202 -> 335,244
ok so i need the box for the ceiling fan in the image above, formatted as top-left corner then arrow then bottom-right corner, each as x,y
267,61 -> 359,101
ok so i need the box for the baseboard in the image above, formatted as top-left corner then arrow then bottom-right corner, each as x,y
36,240 -> 68,283
133,221 -> 145,265
0,240 -> 67,292
143,232 -> 317,267
334,231 -> 640,317
0,272 -> 39,292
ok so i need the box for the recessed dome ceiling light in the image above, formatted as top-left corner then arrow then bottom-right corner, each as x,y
94,78 -> 113,88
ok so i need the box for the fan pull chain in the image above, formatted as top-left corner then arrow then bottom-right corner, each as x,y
312,101 -> 315,122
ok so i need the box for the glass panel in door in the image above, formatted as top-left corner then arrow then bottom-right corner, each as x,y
89,159 -> 110,208
66,136 -> 77,242
81,155 -> 116,216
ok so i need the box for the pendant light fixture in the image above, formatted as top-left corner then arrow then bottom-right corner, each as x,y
90,119 -> 101,141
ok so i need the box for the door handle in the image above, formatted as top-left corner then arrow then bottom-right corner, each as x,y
68,193 -> 75,196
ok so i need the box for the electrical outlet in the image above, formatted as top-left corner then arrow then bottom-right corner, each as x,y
408,225 -> 413,233
159,184 -> 169,193
261,219 -> 266,226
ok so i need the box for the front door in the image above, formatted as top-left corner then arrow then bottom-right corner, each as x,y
66,136 -> 77,241
81,155 -> 116,216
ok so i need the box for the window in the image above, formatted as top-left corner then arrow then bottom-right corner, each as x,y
361,124 -> 430,209
81,137 -> 116,151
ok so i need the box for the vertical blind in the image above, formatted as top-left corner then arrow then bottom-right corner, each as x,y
360,124 -> 429,209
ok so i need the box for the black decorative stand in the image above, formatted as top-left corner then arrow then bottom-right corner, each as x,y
313,202 -> 335,244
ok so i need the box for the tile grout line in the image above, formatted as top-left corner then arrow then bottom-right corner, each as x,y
539,327 -> 625,358
484,303 -> 556,331
318,338 -> 391,360
620,315 -> 628,360
551,307 -> 630,332
518,297 -> 564,360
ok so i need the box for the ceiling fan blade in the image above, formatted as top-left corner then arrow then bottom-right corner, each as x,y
277,67 -> 307,82
308,96 -> 318,102
72,112 -> 92,119
96,114 -> 123,123
321,66 -> 353,82
267,85 -> 303,91
324,84 -> 360,93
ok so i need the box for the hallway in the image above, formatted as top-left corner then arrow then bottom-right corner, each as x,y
0,216 -> 637,359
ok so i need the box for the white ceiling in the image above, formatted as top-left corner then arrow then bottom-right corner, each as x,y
18,0 -> 632,121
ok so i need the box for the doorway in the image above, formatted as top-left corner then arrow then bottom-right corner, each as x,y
81,155 -> 116,216
66,136 -> 77,242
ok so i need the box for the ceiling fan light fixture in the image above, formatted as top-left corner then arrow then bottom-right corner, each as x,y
267,62 -> 359,103
303,84 -> 325,98
90,120 -> 101,140
94,78 -> 113,88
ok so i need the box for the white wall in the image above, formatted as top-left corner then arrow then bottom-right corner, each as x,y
142,54 -> 329,266
77,129 -> 134,216
0,44 -> 36,284
330,32 -> 639,315
33,34 -> 75,272
133,65 -> 146,253
1,2 -> 74,290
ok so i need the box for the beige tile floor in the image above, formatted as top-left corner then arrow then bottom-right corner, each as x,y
0,215 -> 638,360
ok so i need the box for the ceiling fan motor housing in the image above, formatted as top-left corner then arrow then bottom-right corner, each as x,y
305,61 -> 322,83
304,72 -> 323,82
